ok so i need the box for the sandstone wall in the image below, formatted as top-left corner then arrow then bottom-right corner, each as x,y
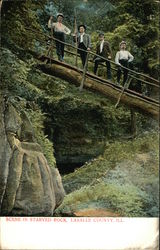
0,95 -> 65,216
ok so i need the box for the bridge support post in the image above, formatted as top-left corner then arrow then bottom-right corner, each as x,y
115,76 -> 132,108
130,108 -> 137,138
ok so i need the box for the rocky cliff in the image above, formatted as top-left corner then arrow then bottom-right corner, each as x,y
0,95 -> 65,216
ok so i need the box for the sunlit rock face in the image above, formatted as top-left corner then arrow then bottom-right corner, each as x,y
0,95 -> 65,216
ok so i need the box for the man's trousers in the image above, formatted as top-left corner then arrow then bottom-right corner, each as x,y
78,42 -> 87,67
94,57 -> 111,79
54,31 -> 65,61
117,59 -> 129,84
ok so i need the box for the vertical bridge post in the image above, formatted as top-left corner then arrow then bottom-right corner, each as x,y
74,9 -> 78,67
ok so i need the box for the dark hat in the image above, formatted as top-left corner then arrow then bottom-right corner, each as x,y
120,41 -> 127,46
78,24 -> 86,31
57,13 -> 64,18
99,32 -> 104,37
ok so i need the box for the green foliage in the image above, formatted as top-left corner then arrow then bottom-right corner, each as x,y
63,131 -> 158,190
0,46 -> 56,169
27,108 -> 56,168
57,181 -> 152,216
2,0 -> 158,76
1,1 -> 159,217
60,131 -> 159,216
0,47 -> 43,99
1,0 -> 46,50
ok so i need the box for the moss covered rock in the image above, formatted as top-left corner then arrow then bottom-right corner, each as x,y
0,96 -> 65,216
56,132 -> 159,217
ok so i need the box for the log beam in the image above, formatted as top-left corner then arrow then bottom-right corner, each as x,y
38,62 -> 159,120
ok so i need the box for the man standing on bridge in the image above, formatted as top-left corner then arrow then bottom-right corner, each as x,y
93,33 -> 112,80
48,13 -> 71,61
73,24 -> 91,67
115,41 -> 134,85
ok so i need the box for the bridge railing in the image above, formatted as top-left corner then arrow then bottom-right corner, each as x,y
25,27 -> 159,97
47,34 -> 159,96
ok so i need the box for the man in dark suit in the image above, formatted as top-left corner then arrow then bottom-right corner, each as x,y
93,33 -> 112,79
73,25 -> 91,67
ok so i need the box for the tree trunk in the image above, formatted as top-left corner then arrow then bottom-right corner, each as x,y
38,61 -> 159,120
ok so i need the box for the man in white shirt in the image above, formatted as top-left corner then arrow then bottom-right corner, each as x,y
115,41 -> 134,84
73,25 -> 91,67
48,13 -> 71,61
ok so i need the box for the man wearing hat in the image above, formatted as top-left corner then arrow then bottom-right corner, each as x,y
115,41 -> 134,84
48,13 -> 71,61
73,25 -> 91,67
93,33 -> 112,79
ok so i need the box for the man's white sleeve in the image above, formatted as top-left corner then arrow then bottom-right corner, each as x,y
64,25 -> 71,35
48,20 -> 55,29
128,52 -> 134,62
115,52 -> 121,65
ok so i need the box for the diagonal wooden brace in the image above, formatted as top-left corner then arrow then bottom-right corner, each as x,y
115,75 -> 133,108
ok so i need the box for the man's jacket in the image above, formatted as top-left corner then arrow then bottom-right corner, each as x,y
74,33 -> 91,49
95,41 -> 112,59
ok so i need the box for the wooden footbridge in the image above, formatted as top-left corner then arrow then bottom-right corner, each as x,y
27,28 -> 159,120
